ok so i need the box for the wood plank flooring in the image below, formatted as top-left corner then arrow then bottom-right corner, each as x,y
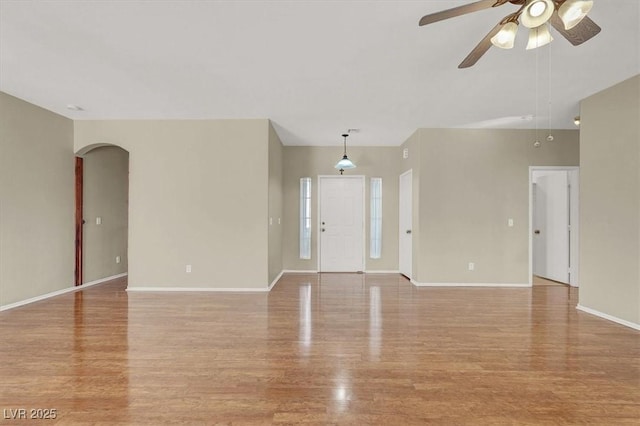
1,273 -> 639,424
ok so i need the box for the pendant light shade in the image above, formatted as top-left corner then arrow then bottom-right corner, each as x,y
491,21 -> 519,49
521,0 -> 555,29
335,156 -> 356,169
526,23 -> 553,50
335,133 -> 356,173
558,0 -> 593,30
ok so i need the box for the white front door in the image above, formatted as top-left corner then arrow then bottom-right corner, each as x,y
319,177 -> 364,272
399,170 -> 412,279
533,172 -> 570,283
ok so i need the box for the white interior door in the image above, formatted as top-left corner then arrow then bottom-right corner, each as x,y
319,177 -> 364,272
533,172 -> 569,283
399,170 -> 412,279
533,182 -> 546,276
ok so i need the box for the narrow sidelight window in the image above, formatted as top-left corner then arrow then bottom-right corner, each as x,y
300,177 -> 312,259
370,177 -> 382,259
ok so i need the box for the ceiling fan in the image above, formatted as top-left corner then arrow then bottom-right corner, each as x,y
419,0 -> 601,68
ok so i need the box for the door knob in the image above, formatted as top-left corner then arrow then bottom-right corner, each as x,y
321,228 -> 325,232
406,230 -> 412,234
534,230 -> 540,234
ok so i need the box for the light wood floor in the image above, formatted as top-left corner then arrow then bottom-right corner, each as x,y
1,274 -> 639,424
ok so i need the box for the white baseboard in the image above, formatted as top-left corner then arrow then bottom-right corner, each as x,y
282,270 -> 318,274
128,271 -> 284,294
83,273 -> 128,288
0,273 -> 128,312
576,304 -> 640,331
269,270 -> 284,291
126,286 -> 270,293
365,270 -> 400,274
411,280 -> 530,288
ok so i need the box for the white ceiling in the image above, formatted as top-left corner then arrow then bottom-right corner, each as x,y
1,1 -> 638,146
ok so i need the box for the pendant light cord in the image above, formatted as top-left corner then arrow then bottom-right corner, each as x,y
343,134 -> 348,156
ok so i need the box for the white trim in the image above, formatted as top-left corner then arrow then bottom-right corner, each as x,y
317,175 -> 366,273
127,286 -> 270,293
0,273 -> 128,312
365,270 -> 400,274
529,166 -> 580,287
282,269 -> 318,274
576,304 -> 640,331
268,270 -> 284,290
83,273 -> 128,287
398,169 -> 413,279
411,280 -> 530,288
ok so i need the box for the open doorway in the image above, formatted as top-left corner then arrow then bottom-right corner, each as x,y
529,167 -> 579,287
75,145 -> 129,285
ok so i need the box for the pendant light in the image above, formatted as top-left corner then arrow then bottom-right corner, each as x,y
335,133 -> 356,175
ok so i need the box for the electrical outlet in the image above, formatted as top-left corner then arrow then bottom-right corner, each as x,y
115,256 -> 121,264
96,216 -> 102,225
269,217 -> 273,225
278,218 -> 281,225
186,265 -> 192,273
468,262 -> 475,271
508,218 -> 514,227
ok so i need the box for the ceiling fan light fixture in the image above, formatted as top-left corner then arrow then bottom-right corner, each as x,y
559,0 -> 593,30
521,0 -> 555,29
491,22 -> 519,49
526,23 -> 554,50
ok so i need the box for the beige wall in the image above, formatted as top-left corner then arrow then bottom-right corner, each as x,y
283,146 -> 400,271
82,146 -> 129,283
580,75 -> 640,324
75,119 -> 270,289
0,92 -> 74,306
402,129 -> 579,284
268,122 -> 283,284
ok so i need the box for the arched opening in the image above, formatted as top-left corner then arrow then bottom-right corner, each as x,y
75,144 -> 130,286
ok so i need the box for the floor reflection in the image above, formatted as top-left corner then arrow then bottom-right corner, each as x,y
369,286 -> 381,359
299,284 -> 312,355
71,280 -> 130,422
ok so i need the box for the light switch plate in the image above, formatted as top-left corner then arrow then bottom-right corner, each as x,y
96,217 -> 102,225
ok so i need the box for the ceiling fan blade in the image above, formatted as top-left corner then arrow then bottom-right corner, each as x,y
549,12 -> 601,46
419,0 -> 502,26
458,23 -> 502,69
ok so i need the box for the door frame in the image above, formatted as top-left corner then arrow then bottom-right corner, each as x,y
317,175 -> 366,272
75,157 -> 84,286
528,166 -> 580,287
398,169 -> 413,279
